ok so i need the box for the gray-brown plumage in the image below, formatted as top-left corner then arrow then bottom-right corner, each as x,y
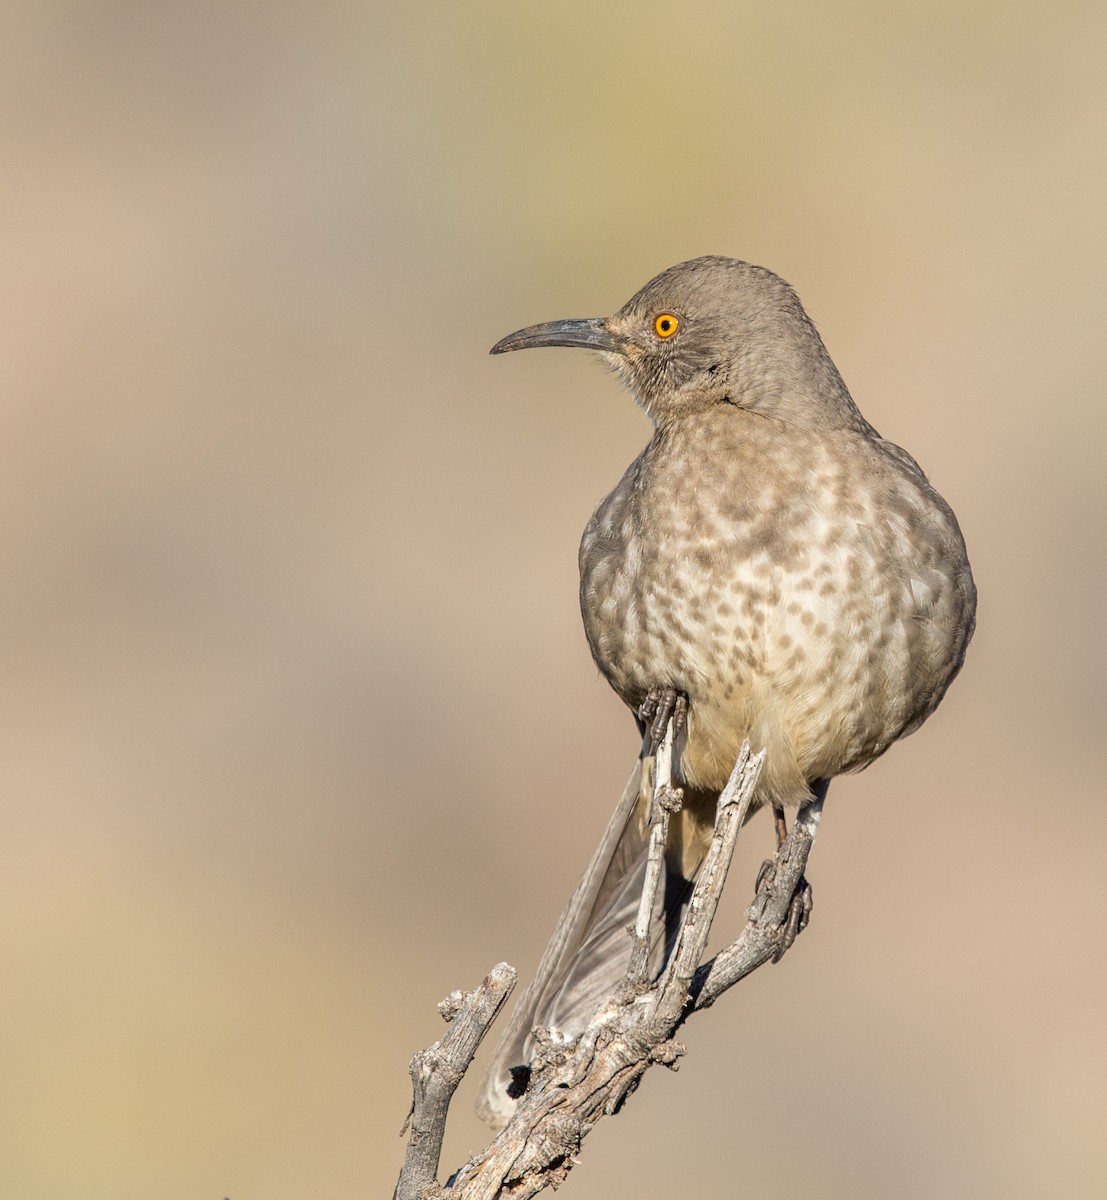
477,256 -> 975,1127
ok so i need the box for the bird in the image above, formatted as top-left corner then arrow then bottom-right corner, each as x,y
477,256 -> 976,1127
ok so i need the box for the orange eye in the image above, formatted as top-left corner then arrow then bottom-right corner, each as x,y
654,313 -> 679,338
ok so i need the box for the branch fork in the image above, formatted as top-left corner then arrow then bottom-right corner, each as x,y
395,729 -> 824,1199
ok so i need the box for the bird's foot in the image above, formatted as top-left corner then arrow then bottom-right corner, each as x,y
638,686 -> 688,752
755,855 -> 813,963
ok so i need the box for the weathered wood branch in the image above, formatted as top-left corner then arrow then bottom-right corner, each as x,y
692,794 -> 822,1010
627,725 -> 680,985
394,739 -> 822,1199
393,963 -> 517,1200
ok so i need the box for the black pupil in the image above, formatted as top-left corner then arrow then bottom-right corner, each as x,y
660,318 -> 671,331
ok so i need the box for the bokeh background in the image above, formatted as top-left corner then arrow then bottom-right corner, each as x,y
3,3 -> 1105,1197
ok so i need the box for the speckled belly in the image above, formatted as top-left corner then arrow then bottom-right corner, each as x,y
579,442 -> 969,807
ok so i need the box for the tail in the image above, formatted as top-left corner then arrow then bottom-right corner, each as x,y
476,757 -> 716,1129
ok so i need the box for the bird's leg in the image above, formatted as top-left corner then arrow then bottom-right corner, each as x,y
638,686 -> 688,753
754,804 -> 789,893
771,802 -> 789,850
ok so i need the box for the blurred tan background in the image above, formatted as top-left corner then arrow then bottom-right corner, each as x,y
2,2 -> 1105,1197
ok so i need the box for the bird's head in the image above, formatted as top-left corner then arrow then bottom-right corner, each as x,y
491,256 -> 863,431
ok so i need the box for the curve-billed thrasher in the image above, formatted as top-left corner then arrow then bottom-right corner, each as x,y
478,256 -> 975,1126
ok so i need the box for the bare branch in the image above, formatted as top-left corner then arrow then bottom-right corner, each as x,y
650,741 -> 764,1024
394,963 -> 516,1200
394,744 -> 825,1198
627,722 -> 681,985
692,791 -> 823,1010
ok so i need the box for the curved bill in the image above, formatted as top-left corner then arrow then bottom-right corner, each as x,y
490,317 -> 628,356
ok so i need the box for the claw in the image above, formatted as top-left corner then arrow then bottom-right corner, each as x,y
638,686 -> 688,751
755,857 -> 775,895
772,875 -> 814,962
755,809 -> 814,962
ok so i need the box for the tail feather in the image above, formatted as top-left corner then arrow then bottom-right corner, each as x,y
476,760 -> 708,1129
